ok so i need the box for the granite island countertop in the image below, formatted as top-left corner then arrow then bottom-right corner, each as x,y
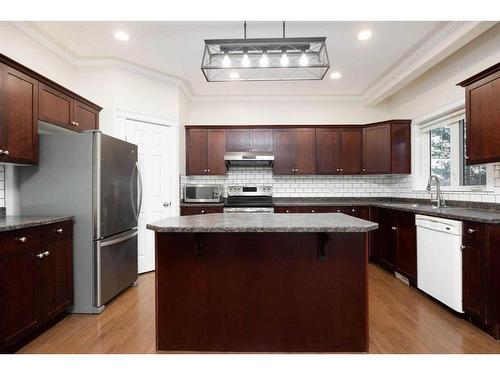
147,212 -> 378,233
273,198 -> 500,224
0,215 -> 74,233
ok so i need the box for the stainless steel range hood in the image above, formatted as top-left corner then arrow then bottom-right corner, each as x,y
224,152 -> 274,167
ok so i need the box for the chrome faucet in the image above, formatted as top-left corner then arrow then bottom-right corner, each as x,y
426,175 -> 446,208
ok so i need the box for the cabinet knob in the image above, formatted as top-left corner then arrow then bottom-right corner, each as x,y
311,210 -> 315,213
391,226 -> 397,230
76,122 -> 79,126
465,155 -> 470,160
43,251 -> 50,257
467,228 -> 475,234
3,150 -> 9,155
362,168 -> 366,172
37,253 -> 44,259
207,169 -> 210,173
204,169 -> 207,173
460,245 -> 466,251
337,210 -> 341,213
0,149 -> 3,153
352,209 -> 356,212
56,228 -> 64,234
336,169 -> 339,172
339,168 -> 343,172
286,210 -> 290,213
18,236 -> 27,243
201,210 -> 205,214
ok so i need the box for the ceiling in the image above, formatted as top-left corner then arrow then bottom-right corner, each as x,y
28,21 -> 446,97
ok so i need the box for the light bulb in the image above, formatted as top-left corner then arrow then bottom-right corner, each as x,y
280,52 -> 289,67
299,52 -> 309,66
242,52 -> 250,67
260,52 -> 269,67
222,52 -> 231,67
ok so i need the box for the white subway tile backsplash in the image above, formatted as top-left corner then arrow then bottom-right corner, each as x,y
182,166 -> 500,204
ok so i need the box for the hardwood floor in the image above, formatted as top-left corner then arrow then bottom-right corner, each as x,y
18,265 -> 500,354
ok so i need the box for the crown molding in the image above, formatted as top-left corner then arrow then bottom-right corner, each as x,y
190,94 -> 363,102
362,21 -> 497,106
11,21 -> 195,98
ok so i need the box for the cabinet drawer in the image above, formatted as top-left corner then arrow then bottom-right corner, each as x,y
180,206 -> 223,216
463,221 -> 487,245
0,227 -> 40,254
40,221 -> 73,245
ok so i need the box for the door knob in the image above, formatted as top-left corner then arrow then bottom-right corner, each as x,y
163,202 -> 171,207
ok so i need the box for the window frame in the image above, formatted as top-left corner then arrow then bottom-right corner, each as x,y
412,100 -> 494,193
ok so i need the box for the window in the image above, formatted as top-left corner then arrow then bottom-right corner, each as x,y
425,114 -> 487,189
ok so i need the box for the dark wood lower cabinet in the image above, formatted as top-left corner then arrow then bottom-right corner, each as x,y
0,221 -> 73,352
181,206 -> 224,216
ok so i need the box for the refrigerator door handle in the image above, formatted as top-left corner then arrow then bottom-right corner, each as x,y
136,161 -> 144,220
100,230 -> 138,247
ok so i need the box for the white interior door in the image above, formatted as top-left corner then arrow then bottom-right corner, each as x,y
124,119 -> 173,273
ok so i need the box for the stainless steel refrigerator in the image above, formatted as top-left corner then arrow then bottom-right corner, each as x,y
20,131 -> 142,313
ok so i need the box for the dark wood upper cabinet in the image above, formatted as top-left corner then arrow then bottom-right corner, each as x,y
363,121 -> 411,174
340,128 -> 363,174
0,63 -> 38,165
273,128 -> 315,175
458,63 -> 500,165
226,128 -> 273,152
186,128 -> 226,176
38,83 -> 73,128
207,129 -> 227,175
226,129 -> 250,152
294,128 -> 316,175
363,124 -> 391,174
315,128 -> 341,174
73,100 -> 99,131
273,128 -> 295,174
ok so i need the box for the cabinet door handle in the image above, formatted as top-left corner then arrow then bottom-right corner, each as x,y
37,253 -> 44,259
467,228 -> 475,234
18,236 -> 27,243
56,228 -> 64,234
465,155 -> 470,160
43,251 -> 50,257
460,245 -> 466,251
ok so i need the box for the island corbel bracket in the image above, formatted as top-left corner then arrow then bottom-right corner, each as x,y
317,232 -> 332,261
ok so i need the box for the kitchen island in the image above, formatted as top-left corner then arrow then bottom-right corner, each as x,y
147,213 -> 378,353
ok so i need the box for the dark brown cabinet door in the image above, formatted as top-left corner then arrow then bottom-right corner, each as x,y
460,67 -> 500,165
294,128 -> 316,175
0,229 -> 41,350
41,223 -> 73,322
340,128 -> 363,174
186,129 -> 208,175
273,129 -> 295,175
0,64 -> 38,165
315,128 -> 340,174
363,124 -> 391,174
38,83 -> 73,128
207,129 -> 226,175
226,129 -> 250,152
391,123 -> 411,174
250,129 -> 273,152
73,100 -> 99,131
370,208 -> 395,271
394,214 -> 417,284
462,221 -> 486,321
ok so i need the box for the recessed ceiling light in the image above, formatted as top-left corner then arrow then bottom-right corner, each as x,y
330,71 -> 342,79
357,30 -> 372,41
114,31 -> 130,42
229,71 -> 240,79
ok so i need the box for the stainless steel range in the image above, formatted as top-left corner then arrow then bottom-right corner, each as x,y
223,186 -> 274,213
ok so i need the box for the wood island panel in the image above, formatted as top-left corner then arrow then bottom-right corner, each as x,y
155,231 -> 368,352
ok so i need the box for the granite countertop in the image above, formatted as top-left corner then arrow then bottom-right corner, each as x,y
180,201 -> 225,207
147,213 -> 378,233
273,198 -> 500,224
0,216 -> 74,233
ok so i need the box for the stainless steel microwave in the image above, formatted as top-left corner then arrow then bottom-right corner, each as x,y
183,184 -> 223,203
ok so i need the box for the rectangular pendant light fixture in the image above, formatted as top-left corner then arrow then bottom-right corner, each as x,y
201,22 -> 330,82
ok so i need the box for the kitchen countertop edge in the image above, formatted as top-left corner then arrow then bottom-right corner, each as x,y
0,216 -> 74,233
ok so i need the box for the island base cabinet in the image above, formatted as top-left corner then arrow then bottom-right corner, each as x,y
155,232 -> 368,352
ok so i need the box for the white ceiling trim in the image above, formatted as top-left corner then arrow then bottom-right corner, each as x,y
11,21 -> 195,98
190,95 -> 363,102
362,21 -> 497,106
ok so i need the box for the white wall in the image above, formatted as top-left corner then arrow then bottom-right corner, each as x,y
178,90 -> 190,175
189,98 -> 392,125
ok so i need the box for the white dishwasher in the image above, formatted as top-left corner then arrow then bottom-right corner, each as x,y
415,214 -> 463,313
